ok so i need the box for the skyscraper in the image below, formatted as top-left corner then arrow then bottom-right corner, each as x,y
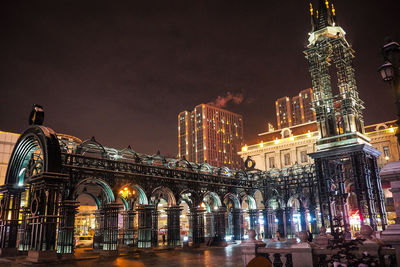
178,104 -> 243,169
275,96 -> 292,129
275,88 -> 316,129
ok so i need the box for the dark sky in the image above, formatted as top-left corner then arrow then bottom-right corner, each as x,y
1,0 -> 399,156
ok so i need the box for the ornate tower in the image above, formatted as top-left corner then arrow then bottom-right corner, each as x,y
306,0 -> 387,236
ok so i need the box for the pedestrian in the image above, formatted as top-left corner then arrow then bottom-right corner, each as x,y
162,233 -> 166,245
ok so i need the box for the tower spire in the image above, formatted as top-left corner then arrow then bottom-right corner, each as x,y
310,0 -> 335,31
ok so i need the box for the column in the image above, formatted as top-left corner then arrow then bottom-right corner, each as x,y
213,207 -> 226,242
299,206 -> 307,233
137,205 -> 154,248
232,209 -> 243,240
190,208 -> 205,246
262,209 -> 269,239
0,186 -> 24,257
122,210 -> 136,247
166,206 -> 181,246
205,212 -> 214,238
93,210 -> 104,250
151,208 -> 159,247
276,208 -> 284,237
57,200 -> 79,258
102,203 -> 121,255
308,205 -> 318,234
249,209 -> 259,234
17,207 -> 31,252
27,173 -> 67,262
284,207 -> 292,237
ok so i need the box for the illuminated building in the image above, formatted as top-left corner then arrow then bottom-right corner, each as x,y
178,104 -> 243,169
275,88 -> 316,129
0,131 -> 19,185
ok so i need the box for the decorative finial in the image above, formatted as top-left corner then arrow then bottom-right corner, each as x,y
331,4 -> 336,16
309,3 -> 314,16
325,0 -> 329,9
28,104 -> 44,125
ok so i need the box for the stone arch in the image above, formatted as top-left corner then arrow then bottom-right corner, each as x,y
73,177 -> 115,204
118,184 -> 149,208
241,194 -> 257,210
151,186 -> 176,207
179,189 -> 200,209
223,193 -> 241,211
5,126 -> 61,186
203,192 -> 222,212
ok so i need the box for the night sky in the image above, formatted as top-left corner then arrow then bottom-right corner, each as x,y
1,0 -> 399,157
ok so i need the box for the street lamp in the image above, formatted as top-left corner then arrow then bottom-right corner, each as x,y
379,38 -> 400,143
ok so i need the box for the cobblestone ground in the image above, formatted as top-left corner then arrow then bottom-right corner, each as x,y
2,244 -> 243,267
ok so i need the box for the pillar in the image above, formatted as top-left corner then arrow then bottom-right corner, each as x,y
0,186 -> 24,257
151,208 -> 159,247
276,208 -> 284,237
213,207 -> 226,241
284,207 -> 292,237
262,209 -> 269,239
137,205 -> 154,248
102,203 -> 121,255
27,173 -> 67,262
93,210 -> 104,250
122,210 -> 136,247
190,208 -> 205,246
249,209 -> 259,234
308,205 -> 318,234
205,212 -> 214,237
232,209 -> 243,240
17,207 -> 31,252
299,206 -> 307,233
57,200 -> 79,258
166,206 -> 181,246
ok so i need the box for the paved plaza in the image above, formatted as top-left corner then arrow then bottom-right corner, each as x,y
0,244 -> 243,267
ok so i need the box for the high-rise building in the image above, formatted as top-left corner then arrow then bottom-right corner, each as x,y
275,88 -> 316,129
178,104 -> 243,169
275,97 -> 291,129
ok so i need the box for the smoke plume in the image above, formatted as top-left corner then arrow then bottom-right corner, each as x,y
208,91 -> 244,108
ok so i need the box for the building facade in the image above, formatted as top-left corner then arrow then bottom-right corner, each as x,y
178,104 -> 243,169
275,88 -> 316,129
239,120 -> 399,172
0,131 -> 20,186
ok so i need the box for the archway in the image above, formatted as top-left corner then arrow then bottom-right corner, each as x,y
223,193 -> 241,241
241,194 -> 257,238
72,177 -> 116,251
202,192 -> 222,240
151,186 -> 177,246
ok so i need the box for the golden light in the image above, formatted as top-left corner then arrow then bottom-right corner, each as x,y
259,142 -> 264,148
274,139 -> 280,144
388,127 -> 395,133
306,131 -> 312,138
119,186 -> 134,199
289,136 -> 294,141
242,145 -> 248,152
200,202 -> 206,208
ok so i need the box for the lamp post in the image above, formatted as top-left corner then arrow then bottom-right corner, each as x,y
379,38 -> 400,143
